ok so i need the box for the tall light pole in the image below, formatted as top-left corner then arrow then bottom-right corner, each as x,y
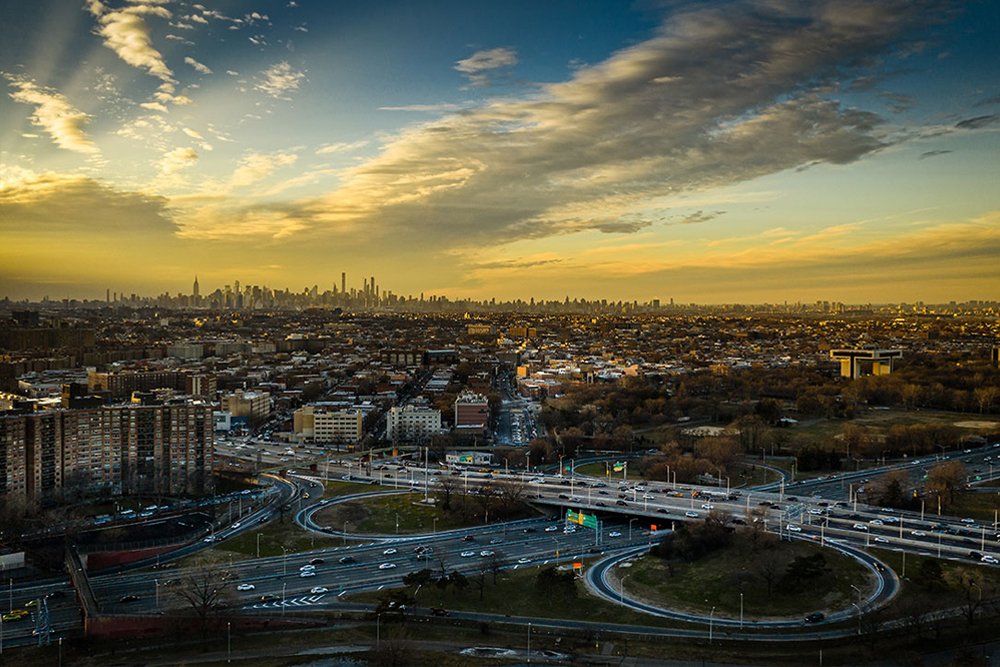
256,533 -> 262,559
709,606 -> 716,643
281,583 -> 287,617
620,573 -> 631,604
629,518 -> 638,541
740,592 -> 744,630
527,621 -> 531,664
282,546 -> 289,575
227,621 -> 232,663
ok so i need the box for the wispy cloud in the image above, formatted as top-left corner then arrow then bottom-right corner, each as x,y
454,47 -> 518,87
184,56 -> 212,75
159,146 -> 198,174
918,149 -> 952,160
5,76 -> 99,154
87,1 -> 175,83
955,114 -> 998,130
315,140 -> 368,155
254,61 -> 305,98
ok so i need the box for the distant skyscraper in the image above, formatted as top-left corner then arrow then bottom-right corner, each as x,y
341,272 -> 346,295
193,276 -> 200,298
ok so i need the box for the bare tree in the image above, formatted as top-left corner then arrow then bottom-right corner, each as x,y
944,566 -> 995,626
487,552 -> 506,585
171,556 -> 237,636
435,476 -> 460,511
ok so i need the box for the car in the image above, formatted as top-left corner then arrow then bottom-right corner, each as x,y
379,563 -> 397,570
480,550 -> 495,557
45,591 -> 67,599
912,531 -> 927,537
24,599 -> 38,608
300,564 -> 316,571
300,570 -> 316,577
804,612 -> 825,624
701,503 -> 715,510
616,500 -> 628,507
261,594 -> 279,602
462,535 -> 476,541
310,586 -> 329,594
685,511 -> 699,518
203,536 -> 216,543
119,594 -> 140,603
656,508 -> 669,514
339,556 -> 357,564
231,522 -> 242,529
2,610 -> 28,621
869,519 -> 883,525
962,518 -> 976,524
383,548 -> 397,555
982,556 -> 999,565
874,537 -> 889,544
787,524 -> 802,533
237,583 -> 256,591
968,551 -> 983,560
517,557 -> 531,564
461,551 -> 476,558
545,525 -> 558,532
608,531 -> 622,538
523,527 -> 536,533
853,524 -> 868,531
490,538 -> 503,544
430,607 -> 450,617
309,558 -> 325,565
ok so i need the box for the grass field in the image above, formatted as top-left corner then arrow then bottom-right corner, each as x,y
615,536 -> 874,620
312,492 -> 481,535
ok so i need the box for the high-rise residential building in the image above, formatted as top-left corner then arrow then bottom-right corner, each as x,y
0,402 -> 213,500
386,404 -> 441,443
193,275 -> 200,298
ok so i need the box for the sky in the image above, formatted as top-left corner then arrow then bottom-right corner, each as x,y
1,0 -> 999,304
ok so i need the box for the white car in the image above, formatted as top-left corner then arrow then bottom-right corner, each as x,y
480,550 -> 495,557
608,531 -> 622,538
701,503 -> 714,509
874,537 -> 889,544
461,550 -> 476,558
788,525 -> 802,532
853,524 -> 868,531
300,570 -> 316,577
383,548 -> 397,555
982,555 -> 999,564
231,522 -> 241,529
310,586 -> 329,594
236,583 -> 255,591
517,557 -> 531,564
912,531 -> 927,537
545,526 -> 558,532
378,563 -> 397,570
869,519 -> 884,525
300,564 -> 315,571
962,518 -> 976,524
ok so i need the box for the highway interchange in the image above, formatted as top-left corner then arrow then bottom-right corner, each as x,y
4,437 -> 1000,650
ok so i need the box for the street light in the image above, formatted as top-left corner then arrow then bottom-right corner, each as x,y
629,518 -> 638,541
740,592 -> 744,630
256,533 -> 262,559
527,621 -> 532,664
620,573 -> 631,604
709,605 -> 716,644
281,546 -> 289,575
227,621 -> 232,663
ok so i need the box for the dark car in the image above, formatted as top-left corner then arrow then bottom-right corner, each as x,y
430,607 -> 450,617
260,593 -> 279,602
339,556 -> 357,564
119,594 -> 140,603
969,551 -> 983,560
462,535 -> 476,542
656,508 -> 670,514
309,558 -> 325,565
616,500 -> 628,507
804,612 -> 825,624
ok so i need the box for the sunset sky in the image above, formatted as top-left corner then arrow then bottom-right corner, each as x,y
2,0 -> 999,303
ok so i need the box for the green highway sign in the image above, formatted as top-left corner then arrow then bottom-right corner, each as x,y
566,509 -> 599,529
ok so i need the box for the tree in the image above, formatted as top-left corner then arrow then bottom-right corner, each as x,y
435,476 -> 460,511
448,570 -> 469,596
172,557 -> 237,637
783,553 -> 830,584
873,468 -> 913,509
944,566 -> 994,626
975,386 -> 999,415
925,460 -> 967,508
402,568 -> 435,588
535,567 -> 577,607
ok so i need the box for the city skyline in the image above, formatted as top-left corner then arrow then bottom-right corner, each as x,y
2,0 -> 1000,303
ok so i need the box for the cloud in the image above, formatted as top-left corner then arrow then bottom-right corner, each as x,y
182,127 -> 204,139
254,61 -> 305,98
185,14 -> 208,24
140,101 -> 168,112
675,210 -> 725,225
918,149 -> 952,160
225,70 -> 240,76
454,47 -> 518,87
88,2 -> 175,83
315,140 -> 368,155
5,76 -> 99,154
159,146 -> 198,174
229,151 -> 298,188
880,91 -> 914,113
271,1 -> 943,250
378,103 -> 464,112
473,258 -> 563,270
955,114 -> 999,130
972,95 -> 1000,108
153,82 -> 193,106
184,57 -> 212,75
0,168 -> 176,234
